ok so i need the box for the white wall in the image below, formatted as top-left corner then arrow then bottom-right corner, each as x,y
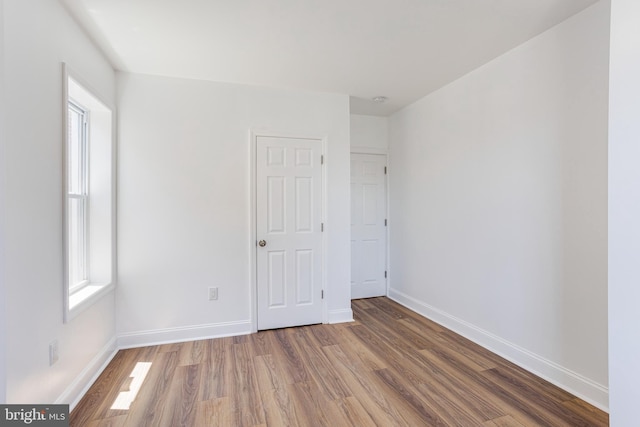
0,0 -> 7,405
350,114 -> 388,152
388,1 -> 609,409
608,0 -> 640,424
116,73 -> 351,345
2,0 -> 117,405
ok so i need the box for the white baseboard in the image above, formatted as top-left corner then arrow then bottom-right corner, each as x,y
328,308 -> 354,324
56,337 -> 118,412
117,320 -> 253,349
388,288 -> 609,412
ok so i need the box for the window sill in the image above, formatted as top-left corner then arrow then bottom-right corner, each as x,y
65,282 -> 115,323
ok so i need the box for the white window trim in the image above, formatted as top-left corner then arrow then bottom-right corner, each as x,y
67,100 -> 89,295
62,63 -> 116,323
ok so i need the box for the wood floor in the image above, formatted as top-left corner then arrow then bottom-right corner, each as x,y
71,297 -> 608,426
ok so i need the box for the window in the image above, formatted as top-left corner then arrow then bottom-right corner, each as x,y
67,101 -> 89,294
63,64 -> 115,322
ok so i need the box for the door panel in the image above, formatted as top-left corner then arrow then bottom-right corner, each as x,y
295,249 -> 314,304
351,153 -> 387,299
295,177 -> 312,232
257,136 -> 323,330
267,177 -> 285,233
268,251 -> 286,307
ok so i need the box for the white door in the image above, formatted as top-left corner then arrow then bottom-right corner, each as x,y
256,136 -> 323,330
351,153 -> 387,299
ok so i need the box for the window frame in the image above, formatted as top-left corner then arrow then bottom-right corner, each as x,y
67,100 -> 90,295
62,63 -> 116,323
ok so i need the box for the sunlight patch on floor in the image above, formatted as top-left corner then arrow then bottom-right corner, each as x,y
110,362 -> 152,410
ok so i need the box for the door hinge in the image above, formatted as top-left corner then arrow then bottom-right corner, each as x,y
321,155 -> 324,165
385,271 -> 387,278
321,290 -> 324,299
384,166 -> 387,174
385,219 -> 387,226
321,223 -> 324,232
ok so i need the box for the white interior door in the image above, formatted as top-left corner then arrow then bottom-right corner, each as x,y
256,136 -> 323,330
351,153 -> 387,299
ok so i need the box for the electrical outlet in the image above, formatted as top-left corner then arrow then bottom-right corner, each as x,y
208,287 -> 218,301
49,340 -> 59,366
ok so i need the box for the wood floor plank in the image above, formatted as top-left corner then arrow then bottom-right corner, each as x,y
397,312 -> 500,371
489,355 -> 575,403
176,339 -> 207,366
484,415 -> 527,427
417,348 -> 507,421
342,327 -> 492,425
69,350 -> 133,426
362,307 -> 437,351
415,380 -> 493,426
430,347 -> 574,412
253,354 -> 285,392
194,397 -> 234,427
482,367 -> 596,427
270,328 -> 311,384
331,323 -> 388,371
428,340 -> 495,373
286,380 -> 345,426
233,334 -> 248,344
260,384 -> 300,426
333,396 -> 377,427
351,297 -> 376,309
156,342 -> 181,354
322,344 -> 419,426
351,302 -> 599,427
434,326 -> 504,371
308,323 -> 340,347
287,327 -> 352,400
367,296 -> 408,319
422,346 -> 568,426
158,364 -> 200,427
229,342 -> 266,426
247,329 -> 273,357
354,306 -> 496,415
199,336 -> 232,401
348,322 -> 461,397
122,351 -> 179,427
345,313 -> 498,425
71,297 -> 609,427
74,345 -> 161,425
84,415 -> 128,427
562,398 -> 609,427
373,367 -> 448,426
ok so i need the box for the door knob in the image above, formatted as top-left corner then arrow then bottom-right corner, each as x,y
258,240 -> 267,247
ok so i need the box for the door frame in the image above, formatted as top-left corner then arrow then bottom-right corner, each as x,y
250,130 -> 328,332
350,148 -> 390,298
